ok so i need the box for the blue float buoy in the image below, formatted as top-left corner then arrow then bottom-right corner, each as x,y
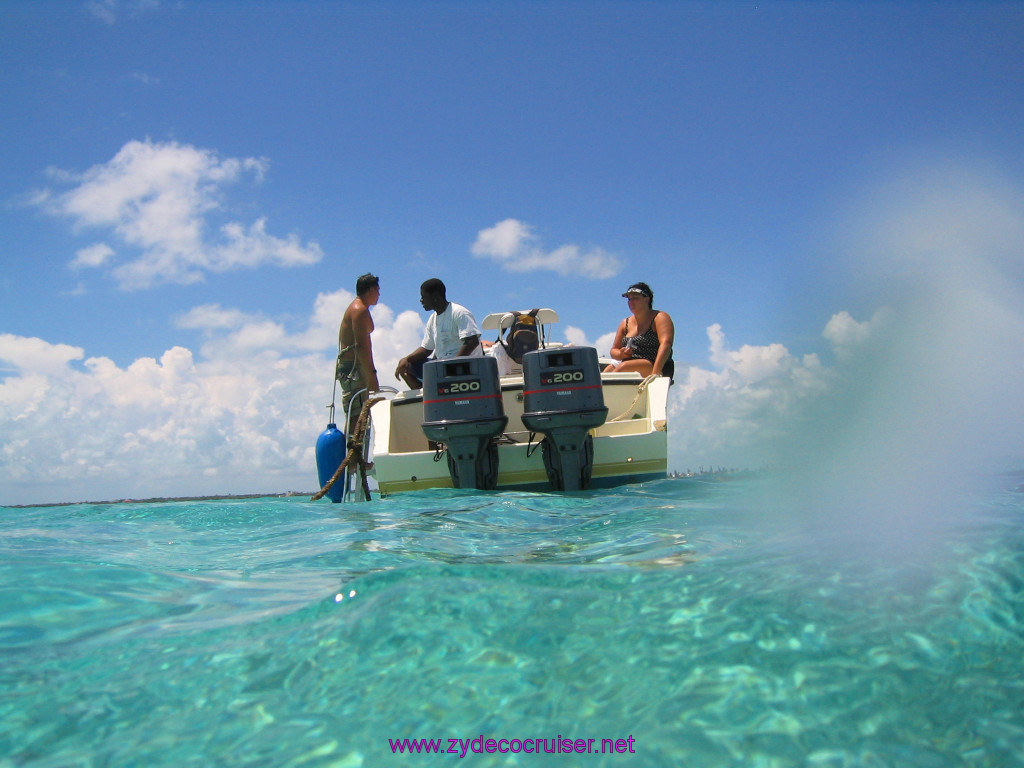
315,423 -> 346,502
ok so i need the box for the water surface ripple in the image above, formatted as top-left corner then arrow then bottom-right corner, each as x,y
2,476 -> 1023,767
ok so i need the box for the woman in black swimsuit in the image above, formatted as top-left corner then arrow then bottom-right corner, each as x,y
604,281 -> 675,380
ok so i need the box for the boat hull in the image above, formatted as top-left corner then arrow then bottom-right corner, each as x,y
369,372 -> 669,495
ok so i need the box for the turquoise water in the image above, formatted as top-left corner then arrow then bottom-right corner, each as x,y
2,476 -> 1023,767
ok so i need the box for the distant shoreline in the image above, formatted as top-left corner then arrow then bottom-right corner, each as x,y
7,472 -> 729,509
10,468 -> 1021,509
7,491 -> 316,510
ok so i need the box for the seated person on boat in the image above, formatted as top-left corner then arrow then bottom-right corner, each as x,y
394,278 -> 482,389
604,281 -> 675,381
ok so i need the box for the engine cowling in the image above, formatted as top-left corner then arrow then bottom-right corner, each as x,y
521,346 -> 608,491
421,356 -> 508,490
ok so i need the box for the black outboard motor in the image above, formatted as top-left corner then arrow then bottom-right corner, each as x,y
521,346 -> 608,491
421,356 -> 508,490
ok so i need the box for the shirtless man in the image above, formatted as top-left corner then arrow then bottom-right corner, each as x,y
336,273 -> 381,435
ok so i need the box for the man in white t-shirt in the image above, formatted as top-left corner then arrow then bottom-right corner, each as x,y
395,278 -> 482,389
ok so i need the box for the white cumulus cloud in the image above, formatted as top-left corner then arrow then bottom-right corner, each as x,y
822,309 -> 890,361
37,139 -> 322,289
669,322 -> 835,472
0,334 -> 85,377
563,325 -> 616,358
472,219 -> 622,279
0,292 -> 424,505
72,243 -> 116,270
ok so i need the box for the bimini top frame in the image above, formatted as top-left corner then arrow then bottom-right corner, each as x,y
480,308 -> 559,349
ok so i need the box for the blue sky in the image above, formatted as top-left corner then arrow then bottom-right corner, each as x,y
2,0 -> 1023,505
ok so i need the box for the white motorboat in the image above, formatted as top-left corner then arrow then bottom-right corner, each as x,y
361,309 -> 669,497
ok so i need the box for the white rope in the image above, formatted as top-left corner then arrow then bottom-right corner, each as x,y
608,374 -> 659,422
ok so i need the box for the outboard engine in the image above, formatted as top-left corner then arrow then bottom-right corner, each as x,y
521,346 -> 608,491
421,356 -> 508,490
